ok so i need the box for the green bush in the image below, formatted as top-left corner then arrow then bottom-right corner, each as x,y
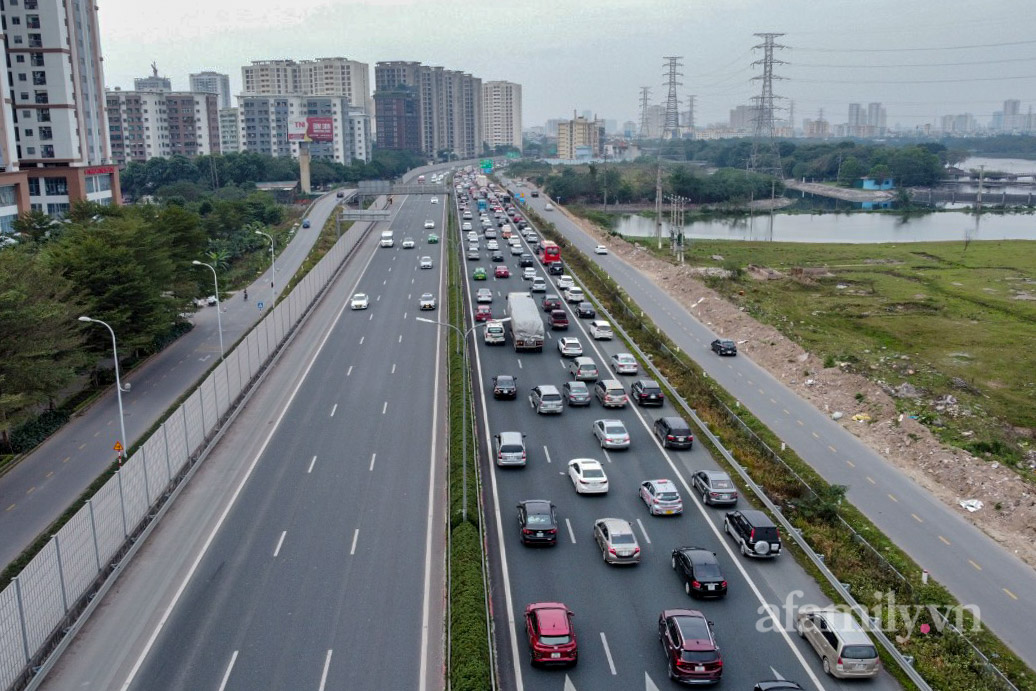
450,522 -> 491,690
9,409 -> 70,453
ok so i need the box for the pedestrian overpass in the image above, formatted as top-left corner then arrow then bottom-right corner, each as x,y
339,180 -> 449,221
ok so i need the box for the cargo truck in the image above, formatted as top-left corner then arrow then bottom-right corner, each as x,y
506,293 -> 545,352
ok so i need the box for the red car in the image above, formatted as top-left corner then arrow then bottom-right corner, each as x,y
526,602 -> 578,666
658,609 -> 723,683
475,305 -> 493,322
494,265 -> 510,278
549,310 -> 569,330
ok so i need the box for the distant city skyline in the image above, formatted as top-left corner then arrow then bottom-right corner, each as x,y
99,0 -> 1035,134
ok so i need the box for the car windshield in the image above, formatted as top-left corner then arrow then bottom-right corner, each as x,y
539,635 -> 571,646
680,650 -> 719,663
526,514 -> 552,526
605,424 -> 625,435
583,468 -> 604,479
842,645 -> 878,660
610,532 -> 636,545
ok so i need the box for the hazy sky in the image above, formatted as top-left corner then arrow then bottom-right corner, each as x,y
99,0 -> 1035,130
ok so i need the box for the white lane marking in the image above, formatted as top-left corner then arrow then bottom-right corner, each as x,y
382,401 -> 388,414
399,334 -> 403,343
307,455 -> 317,473
560,359 -> 567,369
517,359 -> 523,369
216,650 -> 238,691
317,649 -> 333,691
603,449 -> 613,464
369,313 -> 373,321
565,518 -> 576,544
543,446 -> 552,464
412,278 -> 415,284
118,237 -> 383,691
377,295 -> 381,301
600,632 -> 617,675
408,293 -> 412,300
199,354 -> 211,362
403,312 -> 407,320
330,403 -> 337,417
273,531 -> 286,557
392,363 -> 397,374
645,670 -> 661,690
350,529 -> 359,555
383,279 -> 387,285
636,518 -> 652,544
359,336 -> 365,345
347,366 -> 353,376
369,453 -> 376,471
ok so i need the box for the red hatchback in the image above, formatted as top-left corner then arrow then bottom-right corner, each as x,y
494,265 -> 510,278
475,305 -> 493,322
658,609 -> 723,683
526,602 -> 578,666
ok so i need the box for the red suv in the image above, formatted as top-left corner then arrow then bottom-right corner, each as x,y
658,609 -> 723,683
475,305 -> 493,322
549,310 -> 569,330
526,602 -> 578,666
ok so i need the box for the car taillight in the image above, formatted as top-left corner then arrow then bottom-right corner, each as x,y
750,528 -> 755,542
721,580 -> 727,588
667,434 -> 676,440
633,547 -> 640,554
692,580 -> 700,589
608,547 -> 616,555
522,528 -> 533,535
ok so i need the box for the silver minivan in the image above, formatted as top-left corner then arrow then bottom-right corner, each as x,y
568,356 -> 599,381
494,431 -> 527,467
796,608 -> 881,679
529,385 -> 564,414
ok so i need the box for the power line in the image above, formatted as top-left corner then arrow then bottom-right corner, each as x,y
793,73 -> 1036,85
795,38 -> 1036,53
791,56 -> 1036,69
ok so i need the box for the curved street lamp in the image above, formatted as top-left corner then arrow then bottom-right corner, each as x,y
78,316 -> 129,464
192,260 -> 224,360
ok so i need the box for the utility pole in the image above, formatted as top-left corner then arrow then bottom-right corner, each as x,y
638,86 -> 652,139
656,57 -> 683,249
748,32 -> 788,179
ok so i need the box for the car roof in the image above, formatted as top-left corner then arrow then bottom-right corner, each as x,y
677,546 -> 718,565
804,608 -> 872,641
613,353 -> 634,360
521,499 -> 553,514
477,287 -> 491,292
739,509 -> 776,527
565,380 -> 588,390
538,384 -> 560,394
529,604 -> 571,633
570,458 -> 601,469
667,611 -> 715,649
635,379 -> 660,387
702,469 -> 730,480
648,478 -> 677,490
660,416 -> 689,427
595,418 -> 624,427
597,517 -> 633,533
495,374 -> 514,382
599,379 -> 623,389
498,431 -> 523,443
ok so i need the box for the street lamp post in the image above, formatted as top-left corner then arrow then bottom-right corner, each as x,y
78,316 -> 129,464
254,230 -> 275,309
191,260 -> 224,360
416,316 -> 510,521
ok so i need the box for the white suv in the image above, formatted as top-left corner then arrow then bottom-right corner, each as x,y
589,320 -> 613,339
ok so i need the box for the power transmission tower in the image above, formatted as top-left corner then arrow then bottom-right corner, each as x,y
666,194 -> 688,262
638,86 -> 652,138
748,32 -> 787,179
662,57 -> 683,140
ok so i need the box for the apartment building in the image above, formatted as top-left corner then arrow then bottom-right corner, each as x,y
482,81 -> 522,150
190,71 -> 232,109
557,114 -> 603,160
0,0 -> 119,227
237,95 -> 370,164
106,89 -> 220,166
219,108 -> 241,153
241,58 -> 370,113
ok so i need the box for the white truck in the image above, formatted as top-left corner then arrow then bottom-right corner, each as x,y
506,292 -> 544,352
380,230 -> 394,247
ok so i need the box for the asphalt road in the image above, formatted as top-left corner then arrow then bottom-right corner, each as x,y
509,181 -> 1036,670
0,190 -> 348,567
43,193 -> 448,690
458,185 -> 900,690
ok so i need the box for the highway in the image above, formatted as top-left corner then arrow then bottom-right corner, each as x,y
509,181 -> 1036,669
42,194 -> 448,690
459,182 -> 900,690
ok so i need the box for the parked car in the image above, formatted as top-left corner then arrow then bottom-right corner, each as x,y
589,320 -> 613,339
593,379 -> 628,408
529,385 -> 564,414
692,470 -> 738,506
610,352 -> 638,375
492,375 -> 517,399
658,609 -> 723,684
576,301 -> 596,319
653,416 -> 694,450
562,381 -> 592,407
724,509 -> 782,558
302,219 -> 311,228
711,339 -> 738,356
494,431 -> 526,467
671,547 -> 727,598
630,379 -> 664,407
567,458 -> 609,494
593,517 -> 641,565
592,419 -> 630,449
517,500 -> 558,546
525,602 -> 577,666
796,607 -> 881,678
639,479 -> 683,516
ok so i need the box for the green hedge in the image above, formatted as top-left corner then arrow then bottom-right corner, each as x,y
450,522 -> 492,689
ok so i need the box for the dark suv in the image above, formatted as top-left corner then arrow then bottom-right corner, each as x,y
724,509 -> 782,559
519,253 -> 535,267
546,261 -> 564,275
653,416 -> 693,450
630,379 -> 664,406
658,609 -> 723,684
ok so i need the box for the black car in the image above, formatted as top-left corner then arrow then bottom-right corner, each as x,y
576,301 -> 596,319
519,253 -> 535,268
517,499 -> 558,545
492,375 -> 518,400
754,683 -> 804,691
724,509 -> 782,558
671,547 -> 727,598
491,251 -> 505,262
541,294 -> 562,311
653,416 -> 693,449
711,338 -> 737,356
546,261 -> 564,275
630,379 -> 664,406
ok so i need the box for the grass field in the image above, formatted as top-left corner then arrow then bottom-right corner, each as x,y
634,237 -> 1036,471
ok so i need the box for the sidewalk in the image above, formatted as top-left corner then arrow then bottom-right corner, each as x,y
0,190 -> 349,567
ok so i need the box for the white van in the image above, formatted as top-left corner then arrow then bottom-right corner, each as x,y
483,320 -> 506,345
380,230 -> 394,247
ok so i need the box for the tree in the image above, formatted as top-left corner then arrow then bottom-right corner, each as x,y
837,157 -> 865,186
868,164 -> 892,182
13,210 -> 59,245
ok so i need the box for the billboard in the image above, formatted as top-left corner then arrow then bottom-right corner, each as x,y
288,117 -> 334,142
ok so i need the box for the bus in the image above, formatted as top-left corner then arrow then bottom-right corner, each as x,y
539,241 -> 561,264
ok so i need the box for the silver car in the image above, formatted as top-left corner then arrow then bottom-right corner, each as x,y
529,385 -> 564,414
692,470 -> 739,506
593,518 -> 641,565
592,419 -> 630,450
610,352 -> 638,375
639,479 -> 683,516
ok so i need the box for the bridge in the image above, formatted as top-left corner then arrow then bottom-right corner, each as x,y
339,180 -> 450,221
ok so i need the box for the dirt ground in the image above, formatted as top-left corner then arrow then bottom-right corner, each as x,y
561,208 -> 1036,570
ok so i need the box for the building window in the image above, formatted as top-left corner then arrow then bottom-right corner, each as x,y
30,53 -> 44,66
28,34 -> 42,48
38,126 -> 51,140
47,202 -> 70,216
34,91 -> 48,104
0,186 -> 16,207
15,55 -> 25,64
12,36 -> 23,45
32,71 -> 46,85
18,74 -> 27,82
27,178 -> 40,196
40,145 -> 54,159
38,109 -> 50,122
24,129 -> 33,137
26,147 -> 36,155
44,178 -> 67,195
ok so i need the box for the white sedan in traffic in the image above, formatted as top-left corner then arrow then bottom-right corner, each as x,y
557,337 -> 583,357
350,293 -> 370,310
595,244 -> 608,255
568,458 -> 609,494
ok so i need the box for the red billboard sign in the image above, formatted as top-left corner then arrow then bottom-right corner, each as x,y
288,117 -> 334,143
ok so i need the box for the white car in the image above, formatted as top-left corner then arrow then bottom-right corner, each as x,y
556,275 -> 574,290
424,220 -> 435,229
350,293 -> 369,310
594,245 -> 608,255
420,256 -> 433,269
544,203 -> 554,211
430,197 -> 439,204
593,419 -> 630,450
522,267 -> 537,281
476,288 -> 493,303
565,287 -> 584,304
589,320 -> 613,340
610,352 -> 638,375
419,293 -> 437,310
462,221 -> 473,231
557,337 -> 583,357
402,237 -> 415,249
568,458 -> 609,494
486,240 -> 499,251
467,231 -> 479,242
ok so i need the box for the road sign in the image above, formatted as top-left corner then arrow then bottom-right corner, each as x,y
258,301 -> 265,310
113,442 -> 123,452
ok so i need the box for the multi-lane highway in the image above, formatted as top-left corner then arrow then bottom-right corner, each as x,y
509,180 -> 1036,669
43,193 -> 448,690
458,182 -> 900,690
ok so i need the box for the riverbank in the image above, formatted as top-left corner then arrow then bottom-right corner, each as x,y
785,179 -> 895,202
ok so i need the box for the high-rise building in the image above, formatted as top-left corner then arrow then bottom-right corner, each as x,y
1002,99 -> 1022,131
0,0 -> 119,226
374,61 -> 482,158
866,102 -> 887,135
482,81 -> 522,150
241,58 -> 370,113
107,89 -> 221,166
135,64 -> 172,92
237,96 -> 370,164
847,103 -> 864,128
728,104 -> 759,132
557,113 -> 603,159
219,108 -> 241,153
190,71 -> 232,109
